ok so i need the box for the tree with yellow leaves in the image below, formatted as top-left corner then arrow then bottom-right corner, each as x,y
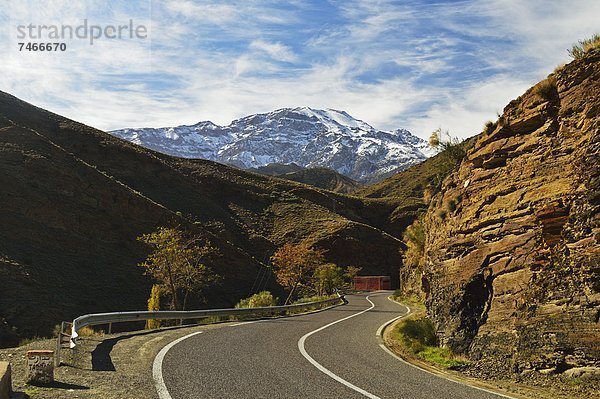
138,226 -> 219,311
271,242 -> 325,304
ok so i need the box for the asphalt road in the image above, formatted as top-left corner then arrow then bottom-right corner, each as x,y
159,292 -> 509,399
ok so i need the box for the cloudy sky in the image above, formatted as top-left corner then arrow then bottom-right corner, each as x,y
1,0 -> 598,139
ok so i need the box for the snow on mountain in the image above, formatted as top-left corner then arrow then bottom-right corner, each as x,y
109,107 -> 430,183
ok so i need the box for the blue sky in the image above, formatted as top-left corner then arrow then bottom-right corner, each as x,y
1,0 -> 598,139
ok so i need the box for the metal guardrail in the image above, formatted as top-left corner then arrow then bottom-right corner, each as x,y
70,295 -> 345,348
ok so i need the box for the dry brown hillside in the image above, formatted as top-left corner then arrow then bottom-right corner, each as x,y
0,92 -> 403,346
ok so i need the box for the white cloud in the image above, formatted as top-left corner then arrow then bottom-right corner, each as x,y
404,76 -> 533,139
0,0 -> 598,143
249,40 -> 297,62
163,0 -> 239,25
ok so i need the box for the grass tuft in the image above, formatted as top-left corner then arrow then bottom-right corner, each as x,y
418,346 -> 470,369
568,34 -> 600,59
533,76 -> 557,100
78,326 -> 100,337
391,290 -> 426,311
391,316 -> 469,369
483,120 -> 496,135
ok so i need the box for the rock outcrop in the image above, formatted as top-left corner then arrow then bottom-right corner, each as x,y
424,52 -> 600,376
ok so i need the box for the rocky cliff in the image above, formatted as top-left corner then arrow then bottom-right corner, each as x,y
424,51 -> 599,376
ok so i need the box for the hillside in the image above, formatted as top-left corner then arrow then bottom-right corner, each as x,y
281,167 -> 361,194
0,93 -> 404,346
250,163 -> 361,194
421,52 -> 600,376
248,162 -> 304,176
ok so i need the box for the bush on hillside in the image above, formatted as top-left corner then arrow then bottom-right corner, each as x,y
568,34 -> 600,59
533,76 -> 557,100
235,291 -> 277,308
427,128 -> 468,193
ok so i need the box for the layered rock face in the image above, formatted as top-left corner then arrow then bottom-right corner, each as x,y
424,53 -> 599,376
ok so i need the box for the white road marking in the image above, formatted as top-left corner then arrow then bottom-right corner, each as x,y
376,299 -> 516,399
153,300 -> 344,397
298,295 -> 382,399
375,299 -> 410,337
153,331 -> 204,399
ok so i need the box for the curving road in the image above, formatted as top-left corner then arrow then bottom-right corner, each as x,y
157,292 -> 510,399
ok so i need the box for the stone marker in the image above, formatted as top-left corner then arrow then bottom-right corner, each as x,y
26,350 -> 54,385
0,361 -> 11,399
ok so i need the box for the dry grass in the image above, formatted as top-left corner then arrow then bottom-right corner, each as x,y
78,326 -> 102,337
533,76 -> 557,100
568,34 -> 600,59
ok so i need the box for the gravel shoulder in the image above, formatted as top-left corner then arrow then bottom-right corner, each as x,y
382,300 -> 600,399
0,322 -> 229,399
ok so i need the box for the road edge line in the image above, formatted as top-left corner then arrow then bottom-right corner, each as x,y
377,298 -> 517,399
153,300 -> 345,396
153,331 -> 204,399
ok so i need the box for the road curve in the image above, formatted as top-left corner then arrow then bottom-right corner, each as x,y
158,292 -> 509,399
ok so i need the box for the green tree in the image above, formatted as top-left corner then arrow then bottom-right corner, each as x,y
146,284 -> 162,330
343,265 -> 362,288
271,242 -> 325,304
313,263 -> 344,296
138,226 -> 219,310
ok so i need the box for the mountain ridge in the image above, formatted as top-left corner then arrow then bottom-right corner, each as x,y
249,163 -> 361,194
0,91 -> 405,346
110,107 -> 430,183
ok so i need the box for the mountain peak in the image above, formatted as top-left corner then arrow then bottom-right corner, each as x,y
110,108 -> 429,182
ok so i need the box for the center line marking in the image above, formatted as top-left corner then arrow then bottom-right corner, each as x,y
297,294 -> 381,399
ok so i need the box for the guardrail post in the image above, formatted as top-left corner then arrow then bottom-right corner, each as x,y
55,321 -> 72,366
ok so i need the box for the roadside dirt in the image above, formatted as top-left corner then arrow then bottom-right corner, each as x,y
382,311 -> 600,399
0,322 -> 228,399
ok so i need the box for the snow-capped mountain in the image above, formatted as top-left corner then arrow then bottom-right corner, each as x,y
109,107 -> 431,182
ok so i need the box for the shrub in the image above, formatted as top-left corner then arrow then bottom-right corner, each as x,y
533,76 -> 557,100
568,34 -> 600,59
399,318 -> 438,347
146,284 -> 162,330
403,217 -> 425,254
235,291 -> 277,308
428,128 -> 468,193
483,120 -> 495,135
401,216 -> 427,298
392,316 -> 469,369
77,326 -> 98,337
